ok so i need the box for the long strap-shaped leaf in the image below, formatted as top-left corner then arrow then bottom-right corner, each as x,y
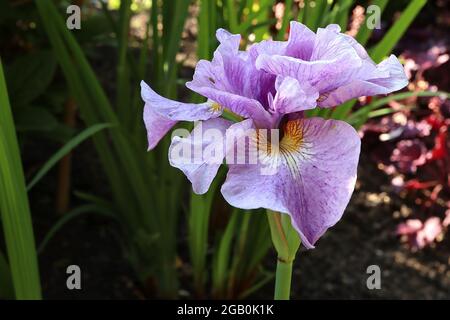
371,0 -> 427,63
331,0 -> 427,120
27,123 -> 114,192
0,249 -> 14,299
0,59 -> 42,300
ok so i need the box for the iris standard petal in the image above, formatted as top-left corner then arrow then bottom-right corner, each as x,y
285,21 -> 316,60
186,30 -> 275,126
221,117 -> 360,248
319,55 -> 408,107
272,76 -> 319,114
141,81 -> 222,150
255,23 -> 408,107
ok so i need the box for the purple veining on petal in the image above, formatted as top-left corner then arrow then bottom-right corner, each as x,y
169,118 -> 232,194
142,21 -> 408,248
221,117 -> 361,248
141,81 -> 222,150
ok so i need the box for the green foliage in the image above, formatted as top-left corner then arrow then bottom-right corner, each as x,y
33,0 -> 213,297
0,0 -> 428,300
14,106 -> 59,132
37,204 -> 119,255
371,0 -> 427,63
27,123 -> 113,192
5,51 -> 56,107
211,210 -> 272,299
0,250 -> 14,299
0,59 -> 42,300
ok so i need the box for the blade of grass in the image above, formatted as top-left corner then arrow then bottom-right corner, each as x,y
298,0 -> 307,24
198,0 -> 212,61
189,168 -> 224,295
38,204 -> 118,254
276,0 -> 293,40
37,0 -> 156,227
37,0 -> 176,292
335,0 -> 354,30
151,0 -> 162,87
237,268 -> 274,299
212,210 -> 239,297
0,250 -> 14,299
367,107 -> 399,118
36,0 -> 186,297
227,211 -> 251,297
322,0 -> 353,27
116,0 -> 132,127
253,0 -> 273,42
348,90 -> 449,123
330,99 -> 357,120
37,2 -> 138,225
0,59 -> 42,300
226,0 -> 239,33
304,0 -> 327,31
163,0 -> 190,96
27,123 -> 113,192
131,9 -> 152,135
370,0 -> 427,63
355,0 -> 388,46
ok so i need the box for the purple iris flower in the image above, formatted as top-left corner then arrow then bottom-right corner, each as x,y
141,22 -> 408,248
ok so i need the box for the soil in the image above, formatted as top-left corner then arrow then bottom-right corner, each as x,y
289,151 -> 450,300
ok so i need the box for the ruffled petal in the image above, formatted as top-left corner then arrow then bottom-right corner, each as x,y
186,30 -> 274,127
255,23 -> 408,107
169,118 -> 232,194
319,55 -> 408,107
144,106 -> 177,150
255,35 -> 362,95
221,117 -> 360,248
368,55 -> 409,91
141,81 -> 222,150
272,76 -> 318,114
285,21 -> 316,60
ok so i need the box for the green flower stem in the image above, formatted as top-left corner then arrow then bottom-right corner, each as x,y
267,210 -> 301,300
274,259 -> 293,300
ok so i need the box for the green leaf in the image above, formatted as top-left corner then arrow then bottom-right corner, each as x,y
276,0 -> 293,40
27,123 -> 114,192
74,14 -> 114,43
116,0 -> 132,127
355,0 -> 389,46
35,0 -> 186,296
238,269 -> 274,299
348,90 -> 448,124
212,210 -> 239,296
335,0 -> 354,30
370,0 -> 427,63
0,250 -> 14,299
304,0 -> 328,30
14,106 -> 59,132
189,167 -> 225,294
0,58 -> 42,299
38,204 -> 118,254
5,51 -> 57,107
226,0 -> 239,33
367,107 -> 399,118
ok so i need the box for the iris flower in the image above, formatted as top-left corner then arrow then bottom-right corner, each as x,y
141,22 -> 407,248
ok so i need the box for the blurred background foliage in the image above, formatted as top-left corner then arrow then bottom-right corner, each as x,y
0,0 -> 448,299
